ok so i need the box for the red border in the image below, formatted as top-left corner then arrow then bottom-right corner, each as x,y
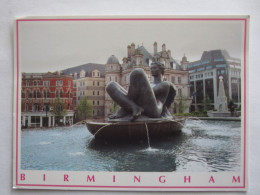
15,17 -> 248,190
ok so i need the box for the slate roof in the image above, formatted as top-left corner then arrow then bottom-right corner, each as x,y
137,46 -> 182,70
61,63 -> 105,79
189,49 -> 241,68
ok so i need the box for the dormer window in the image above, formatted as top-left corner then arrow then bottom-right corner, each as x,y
80,70 -> 85,78
92,70 -> 100,78
74,72 -> 78,79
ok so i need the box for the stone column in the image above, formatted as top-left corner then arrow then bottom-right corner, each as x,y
28,116 -> 31,127
63,116 -> 66,125
40,116 -> 43,127
48,116 -> 51,127
53,116 -> 55,126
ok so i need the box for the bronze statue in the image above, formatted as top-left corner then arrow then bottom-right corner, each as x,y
106,62 -> 176,121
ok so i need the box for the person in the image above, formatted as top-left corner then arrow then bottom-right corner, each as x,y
106,62 -> 176,121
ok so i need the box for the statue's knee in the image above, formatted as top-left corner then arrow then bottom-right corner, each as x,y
106,81 -> 117,92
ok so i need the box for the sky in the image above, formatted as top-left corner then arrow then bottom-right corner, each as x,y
18,18 -> 245,73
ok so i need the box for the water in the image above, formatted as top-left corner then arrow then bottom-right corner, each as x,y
21,120 -> 241,172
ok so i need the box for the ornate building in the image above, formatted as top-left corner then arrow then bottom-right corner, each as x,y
188,49 -> 241,111
61,63 -> 106,118
21,72 -> 74,128
105,42 -> 192,116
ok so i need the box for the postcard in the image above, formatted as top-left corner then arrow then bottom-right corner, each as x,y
13,15 -> 249,191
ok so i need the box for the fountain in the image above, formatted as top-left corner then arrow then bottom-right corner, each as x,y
86,62 -> 185,141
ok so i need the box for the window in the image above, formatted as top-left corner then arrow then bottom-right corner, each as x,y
97,91 -> 99,95
80,70 -> 85,78
33,90 -> 40,99
93,91 -> 95,95
43,103 -> 49,111
56,80 -> 63,86
43,81 -> 50,86
25,103 -> 29,111
31,116 -> 40,125
178,77 -> 181,84
26,81 -> 30,86
33,104 -> 39,111
93,101 -> 95,105
34,81 -> 40,86
67,91 -> 70,98
73,92 -> 76,97
93,81 -> 95,86
68,81 -> 71,87
26,90 -> 30,98
56,90 -> 63,98
92,70 -> 100,77
67,104 -> 70,109
197,67 -> 205,72
97,81 -> 99,86
216,64 -> 227,68
97,101 -> 99,105
178,88 -> 182,96
171,76 -> 175,83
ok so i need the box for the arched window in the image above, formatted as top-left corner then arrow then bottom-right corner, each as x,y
25,103 -> 29,111
80,70 -> 85,78
26,90 -> 30,99
33,104 -> 39,111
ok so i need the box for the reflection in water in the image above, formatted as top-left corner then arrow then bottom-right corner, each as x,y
21,120 -> 241,172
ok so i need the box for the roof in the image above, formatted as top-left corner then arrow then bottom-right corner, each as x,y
188,49 -> 241,69
137,46 -> 182,70
107,55 -> 120,64
61,63 -> 105,79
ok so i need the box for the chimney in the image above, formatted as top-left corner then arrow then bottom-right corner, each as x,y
162,43 -> 166,52
127,45 -> 131,57
168,49 -> 171,57
131,43 -> 135,56
153,42 -> 157,56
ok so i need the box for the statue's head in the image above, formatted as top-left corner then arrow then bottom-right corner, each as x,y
150,62 -> 165,76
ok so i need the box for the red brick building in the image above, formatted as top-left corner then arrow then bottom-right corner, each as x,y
21,72 -> 74,128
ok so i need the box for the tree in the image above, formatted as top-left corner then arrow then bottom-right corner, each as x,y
77,97 -> 93,120
51,98 -> 66,125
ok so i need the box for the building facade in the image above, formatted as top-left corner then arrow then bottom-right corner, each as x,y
104,42 -> 192,116
188,50 -> 241,111
61,63 -> 106,118
21,72 -> 74,128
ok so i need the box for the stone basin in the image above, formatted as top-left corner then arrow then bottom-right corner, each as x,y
86,118 -> 185,141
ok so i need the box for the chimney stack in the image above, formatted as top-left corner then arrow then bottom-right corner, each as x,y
153,42 -> 157,56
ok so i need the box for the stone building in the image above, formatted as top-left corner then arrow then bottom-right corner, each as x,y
61,63 -> 106,118
21,72 -> 74,128
188,49 -> 241,111
104,42 -> 192,117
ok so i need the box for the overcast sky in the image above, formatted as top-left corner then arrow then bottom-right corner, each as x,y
18,18 -> 245,73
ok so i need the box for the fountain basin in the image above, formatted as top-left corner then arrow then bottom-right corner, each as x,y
86,118 -> 185,141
